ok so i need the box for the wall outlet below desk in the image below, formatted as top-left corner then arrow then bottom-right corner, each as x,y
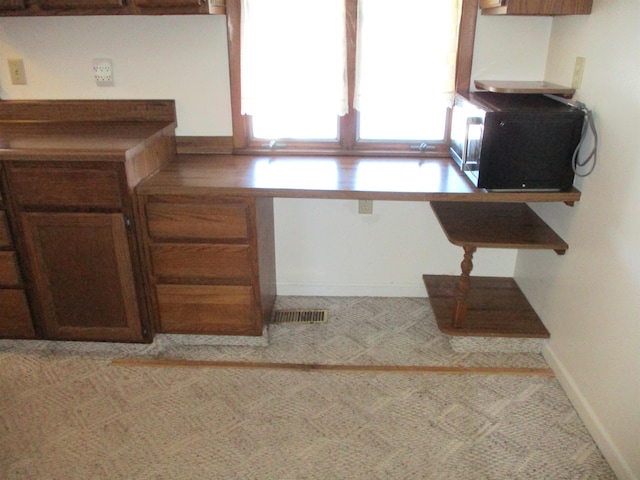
358,200 -> 373,214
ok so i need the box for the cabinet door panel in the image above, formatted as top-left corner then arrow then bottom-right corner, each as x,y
156,284 -> 259,335
21,212 -> 143,342
0,290 -> 35,338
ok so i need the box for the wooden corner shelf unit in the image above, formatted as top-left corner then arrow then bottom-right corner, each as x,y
424,201 -> 568,338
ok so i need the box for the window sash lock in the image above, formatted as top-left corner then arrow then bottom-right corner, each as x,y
261,140 -> 288,149
410,142 -> 437,152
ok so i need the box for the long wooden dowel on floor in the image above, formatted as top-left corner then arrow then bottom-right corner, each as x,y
111,358 -> 554,377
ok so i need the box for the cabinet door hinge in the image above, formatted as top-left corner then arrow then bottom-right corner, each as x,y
124,215 -> 133,230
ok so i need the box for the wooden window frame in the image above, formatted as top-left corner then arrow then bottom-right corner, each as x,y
226,0 -> 479,157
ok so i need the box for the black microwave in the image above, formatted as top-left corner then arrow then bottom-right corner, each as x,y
449,92 -> 585,191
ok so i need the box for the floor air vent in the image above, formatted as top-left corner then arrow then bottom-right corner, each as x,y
272,309 -> 328,324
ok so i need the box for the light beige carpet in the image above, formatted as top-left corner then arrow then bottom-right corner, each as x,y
0,297 -> 617,479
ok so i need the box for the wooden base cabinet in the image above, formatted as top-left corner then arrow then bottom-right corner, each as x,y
4,162 -> 153,342
0,99 -> 177,343
0,180 -> 36,339
138,194 -> 276,336
1,153 -> 175,342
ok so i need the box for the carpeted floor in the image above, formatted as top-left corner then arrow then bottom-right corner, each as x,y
0,297 -> 617,479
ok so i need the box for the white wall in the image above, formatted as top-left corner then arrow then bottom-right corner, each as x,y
0,16 -> 233,135
471,14 -> 551,82
515,2 -> 640,478
0,12 -> 553,296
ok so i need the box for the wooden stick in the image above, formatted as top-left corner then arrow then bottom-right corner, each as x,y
111,358 -> 554,377
453,245 -> 477,328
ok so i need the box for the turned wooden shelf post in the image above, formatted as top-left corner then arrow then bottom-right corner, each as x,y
453,245 -> 477,328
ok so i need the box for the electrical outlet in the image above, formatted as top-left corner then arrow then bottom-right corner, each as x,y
572,56 -> 586,89
358,199 -> 373,214
8,58 -> 27,85
92,58 -> 114,86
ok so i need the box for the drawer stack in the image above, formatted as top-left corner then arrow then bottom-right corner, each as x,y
0,174 -> 35,338
139,195 -> 276,336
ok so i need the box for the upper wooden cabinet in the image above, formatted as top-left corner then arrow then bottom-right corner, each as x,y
0,0 -> 27,10
38,0 -> 125,11
134,0 -> 224,15
480,0 -> 592,15
0,0 -> 223,15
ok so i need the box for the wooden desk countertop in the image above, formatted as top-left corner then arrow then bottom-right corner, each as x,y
138,154 -> 582,203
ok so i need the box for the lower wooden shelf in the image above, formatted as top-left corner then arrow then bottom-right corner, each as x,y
423,274 -> 550,338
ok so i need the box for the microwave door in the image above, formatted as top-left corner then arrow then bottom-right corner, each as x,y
463,117 -> 483,174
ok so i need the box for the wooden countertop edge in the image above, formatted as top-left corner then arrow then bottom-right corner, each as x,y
136,185 -> 581,203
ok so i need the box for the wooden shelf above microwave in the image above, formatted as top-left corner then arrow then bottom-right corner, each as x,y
479,0 -> 592,16
474,80 -> 576,97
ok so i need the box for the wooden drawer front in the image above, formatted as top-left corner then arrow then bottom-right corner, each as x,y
0,252 -> 21,287
146,202 -> 249,241
0,212 -> 12,248
0,289 -> 35,339
151,244 -> 252,281
156,284 -> 257,335
9,166 -> 122,209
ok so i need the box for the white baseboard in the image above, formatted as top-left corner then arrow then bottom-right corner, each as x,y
276,282 -> 428,298
543,344 -> 638,480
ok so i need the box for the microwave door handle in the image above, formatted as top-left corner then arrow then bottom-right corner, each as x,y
462,117 -> 482,170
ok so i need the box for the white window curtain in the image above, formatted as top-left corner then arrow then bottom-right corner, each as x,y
354,0 -> 462,114
240,0 -> 348,118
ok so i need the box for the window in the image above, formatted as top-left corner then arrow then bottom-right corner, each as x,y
227,0 -> 478,156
